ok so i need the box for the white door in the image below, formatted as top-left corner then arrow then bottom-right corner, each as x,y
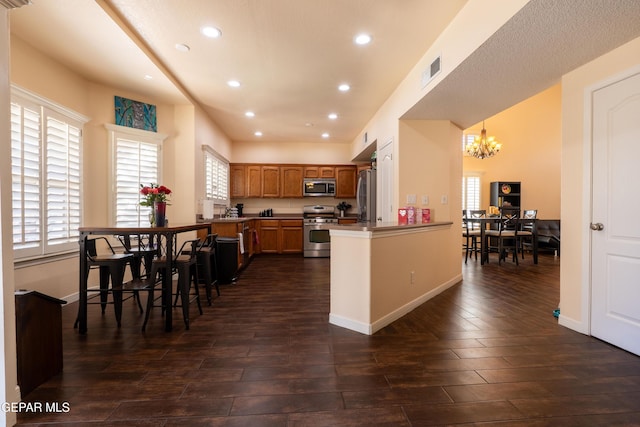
591,70 -> 640,356
378,139 -> 394,223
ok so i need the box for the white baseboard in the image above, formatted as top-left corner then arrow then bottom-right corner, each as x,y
329,273 -> 463,336
329,313 -> 371,335
558,314 -> 589,335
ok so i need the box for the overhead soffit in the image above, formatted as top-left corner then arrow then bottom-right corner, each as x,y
403,0 -> 640,129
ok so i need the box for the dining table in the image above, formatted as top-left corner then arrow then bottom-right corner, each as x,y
76,222 -> 212,334
465,216 -> 538,265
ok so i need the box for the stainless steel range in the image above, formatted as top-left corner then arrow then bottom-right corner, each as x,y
303,205 -> 338,258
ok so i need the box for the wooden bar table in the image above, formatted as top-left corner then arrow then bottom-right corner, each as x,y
77,223 -> 212,334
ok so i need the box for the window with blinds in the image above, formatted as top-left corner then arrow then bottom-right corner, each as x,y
462,132 -> 478,155
110,129 -> 162,227
203,147 -> 229,203
462,174 -> 481,211
11,88 -> 86,259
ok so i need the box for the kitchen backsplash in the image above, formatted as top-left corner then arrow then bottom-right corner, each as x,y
230,197 -> 356,215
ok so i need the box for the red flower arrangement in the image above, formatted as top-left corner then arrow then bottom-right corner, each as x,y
140,183 -> 172,206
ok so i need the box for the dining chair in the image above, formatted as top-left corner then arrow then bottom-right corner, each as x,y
116,234 -> 157,279
485,207 -> 521,265
146,239 -> 203,330
75,237 -> 138,328
194,233 -> 220,305
520,209 -> 537,258
462,210 -> 486,263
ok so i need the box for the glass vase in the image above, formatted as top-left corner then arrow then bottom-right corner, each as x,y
153,201 -> 167,227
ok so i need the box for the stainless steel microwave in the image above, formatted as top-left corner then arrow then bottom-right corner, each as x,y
303,178 -> 336,197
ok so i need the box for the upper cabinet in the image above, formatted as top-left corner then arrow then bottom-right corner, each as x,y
281,166 -> 303,198
246,165 -> 262,198
335,166 -> 357,198
304,166 -> 335,178
230,165 -> 246,198
230,163 -> 357,199
261,166 -> 280,198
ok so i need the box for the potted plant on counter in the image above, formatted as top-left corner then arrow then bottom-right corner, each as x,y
336,201 -> 351,217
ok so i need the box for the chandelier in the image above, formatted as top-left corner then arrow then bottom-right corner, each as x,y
465,121 -> 501,159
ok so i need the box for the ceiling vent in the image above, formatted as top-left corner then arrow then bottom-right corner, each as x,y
421,55 -> 441,89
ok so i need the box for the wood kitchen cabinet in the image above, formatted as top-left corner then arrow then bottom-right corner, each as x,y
230,164 -> 246,198
257,220 -> 279,253
280,220 -> 303,253
231,163 -> 357,199
338,217 -> 358,225
280,166 -> 303,198
246,165 -> 262,198
335,166 -> 357,198
304,166 -> 335,178
261,166 -> 280,198
256,219 -> 303,254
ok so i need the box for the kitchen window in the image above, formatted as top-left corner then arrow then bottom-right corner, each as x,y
106,124 -> 167,227
203,146 -> 229,203
11,86 -> 88,260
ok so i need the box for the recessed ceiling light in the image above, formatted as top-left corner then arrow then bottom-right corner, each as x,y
254,131 -> 263,137
201,26 -> 222,38
175,43 -> 190,52
354,33 -> 371,45
245,111 -> 255,118
305,122 -> 314,127
322,133 -> 330,138
338,83 -> 350,92
143,74 -> 153,80
328,113 -> 338,120
227,80 -> 241,88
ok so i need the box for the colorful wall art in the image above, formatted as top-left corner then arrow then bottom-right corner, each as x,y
114,96 -> 157,132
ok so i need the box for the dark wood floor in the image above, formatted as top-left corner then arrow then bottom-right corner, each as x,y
17,252 -> 640,426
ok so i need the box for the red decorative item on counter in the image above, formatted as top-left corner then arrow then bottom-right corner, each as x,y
398,208 -> 408,225
422,208 -> 431,223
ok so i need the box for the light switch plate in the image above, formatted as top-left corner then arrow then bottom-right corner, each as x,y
441,195 -> 448,204
422,195 -> 429,205
407,194 -> 417,204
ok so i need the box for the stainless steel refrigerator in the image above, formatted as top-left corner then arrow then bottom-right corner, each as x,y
357,169 -> 376,222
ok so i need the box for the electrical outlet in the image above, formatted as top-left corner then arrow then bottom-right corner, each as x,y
441,195 -> 448,204
422,195 -> 429,205
410,271 -> 415,284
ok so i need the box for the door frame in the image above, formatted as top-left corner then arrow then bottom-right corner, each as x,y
578,64 -> 640,336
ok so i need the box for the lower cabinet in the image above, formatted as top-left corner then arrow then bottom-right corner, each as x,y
280,220 -> 303,253
198,220 -> 256,272
258,220 -> 280,253
257,219 -> 303,254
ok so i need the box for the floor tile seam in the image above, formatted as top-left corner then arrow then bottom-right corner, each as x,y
400,398 -> 530,420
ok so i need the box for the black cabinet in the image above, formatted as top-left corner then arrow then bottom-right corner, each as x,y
490,181 -> 521,208
15,290 -> 67,397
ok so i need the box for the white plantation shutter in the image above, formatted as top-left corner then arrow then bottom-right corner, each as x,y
46,114 -> 81,250
462,174 -> 481,211
11,101 -> 42,256
107,124 -> 165,227
11,86 -> 86,259
203,147 -> 229,203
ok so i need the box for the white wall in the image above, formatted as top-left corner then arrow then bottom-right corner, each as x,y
463,84 -> 562,219
1,7 -> 20,426
560,35 -> 640,330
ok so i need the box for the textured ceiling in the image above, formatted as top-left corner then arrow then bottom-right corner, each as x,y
404,0 -> 640,129
9,0 -> 640,146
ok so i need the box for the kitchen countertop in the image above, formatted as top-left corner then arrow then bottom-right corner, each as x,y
198,215 -> 304,223
331,221 -> 453,233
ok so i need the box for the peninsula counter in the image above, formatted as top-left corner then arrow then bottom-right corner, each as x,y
329,221 -> 460,335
